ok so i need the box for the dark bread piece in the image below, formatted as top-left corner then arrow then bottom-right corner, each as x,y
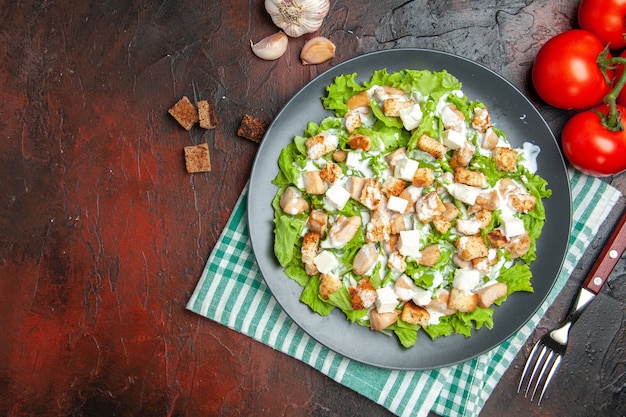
198,100 -> 217,129
237,114 -> 268,143
169,96 -> 199,130
184,143 -> 211,173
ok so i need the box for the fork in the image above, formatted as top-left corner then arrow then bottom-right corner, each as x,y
518,209 -> 626,405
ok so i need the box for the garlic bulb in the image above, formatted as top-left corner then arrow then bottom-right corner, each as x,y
300,36 -> 335,65
251,31 -> 289,60
265,0 -> 330,38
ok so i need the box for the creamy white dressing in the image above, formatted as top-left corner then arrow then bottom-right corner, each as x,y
518,142 -> 540,174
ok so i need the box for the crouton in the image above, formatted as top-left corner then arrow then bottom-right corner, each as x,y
369,309 -> 400,331
348,133 -> 371,151
418,244 -> 440,267
359,178 -> 383,210
401,302 -> 431,327
474,209 -> 492,228
308,209 -> 328,235
382,176 -> 406,197
510,193 -> 537,213
493,147 -> 518,172
301,232 -> 321,265
320,162 -> 343,184
169,96 -> 198,130
301,171 -> 326,195
455,235 -> 489,261
439,202 -> 460,221
475,282 -> 508,308
237,114 -> 269,143
417,134 -> 447,159
387,251 -> 406,272
454,167 -> 486,188
198,100 -> 217,129
183,143 -> 211,173
447,288 -> 478,313
319,273 -> 342,300
349,277 -> 377,310
433,218 -> 452,234
365,208 -> 391,243
383,98 -> 414,117
412,167 -> 435,187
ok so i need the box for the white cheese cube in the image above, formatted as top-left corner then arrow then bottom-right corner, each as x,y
398,229 -> 421,258
375,287 -> 398,313
387,195 -> 408,213
394,157 -> 419,181
412,287 -> 433,306
452,269 -> 480,291
345,151 -> 362,170
445,183 -> 481,205
501,215 -> 526,238
442,129 -> 466,150
314,250 -> 338,274
399,103 -> 423,131
324,184 -> 351,210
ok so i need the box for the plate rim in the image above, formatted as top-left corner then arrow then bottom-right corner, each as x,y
247,47 -> 572,370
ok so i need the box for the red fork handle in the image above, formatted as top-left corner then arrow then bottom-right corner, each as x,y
583,209 -> 626,294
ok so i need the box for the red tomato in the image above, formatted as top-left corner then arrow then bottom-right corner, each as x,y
561,104 -> 626,176
532,30 -> 613,110
578,0 -> 626,49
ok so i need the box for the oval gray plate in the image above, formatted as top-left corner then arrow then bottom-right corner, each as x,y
248,49 -> 571,370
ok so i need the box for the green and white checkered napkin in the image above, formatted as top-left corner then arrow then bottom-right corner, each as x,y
187,170 -> 621,417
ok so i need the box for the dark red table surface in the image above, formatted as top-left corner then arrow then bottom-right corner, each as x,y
1,1 -> 624,416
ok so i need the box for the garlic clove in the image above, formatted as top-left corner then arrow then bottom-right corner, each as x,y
251,31 -> 289,60
265,0 -> 331,38
300,36 -> 335,65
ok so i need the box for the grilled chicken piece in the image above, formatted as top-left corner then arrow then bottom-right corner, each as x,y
280,186 -> 308,215
369,309 -> 400,331
475,282 -> 508,308
328,215 -> 361,248
353,242 -> 379,275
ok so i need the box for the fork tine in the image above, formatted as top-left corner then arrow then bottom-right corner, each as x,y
525,344 -> 548,397
518,341 -> 541,393
530,349 -> 556,401
537,355 -> 561,405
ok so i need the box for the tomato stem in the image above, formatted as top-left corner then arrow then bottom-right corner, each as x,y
597,48 -> 626,131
